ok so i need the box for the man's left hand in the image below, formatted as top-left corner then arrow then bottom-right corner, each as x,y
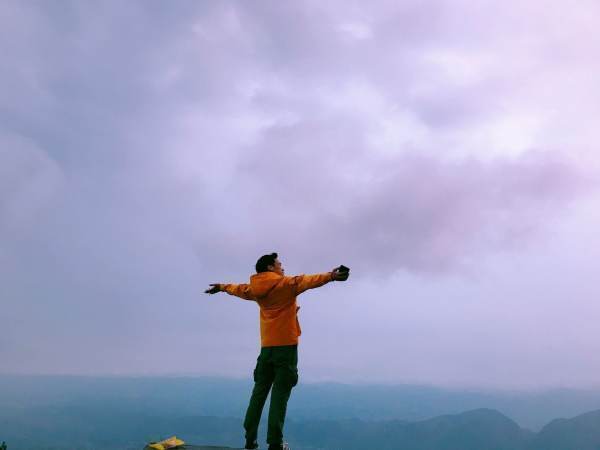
331,268 -> 350,281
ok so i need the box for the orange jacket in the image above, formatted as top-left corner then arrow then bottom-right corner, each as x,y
221,271 -> 333,347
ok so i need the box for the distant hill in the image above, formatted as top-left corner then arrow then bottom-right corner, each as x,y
284,408 -> 534,450
3,376 -> 600,450
4,375 -> 600,430
3,403 -> 600,450
398,408 -> 534,450
531,410 -> 600,450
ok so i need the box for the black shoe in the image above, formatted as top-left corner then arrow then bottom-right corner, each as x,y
268,443 -> 290,450
245,440 -> 259,449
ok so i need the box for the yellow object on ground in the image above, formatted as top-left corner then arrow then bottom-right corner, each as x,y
146,436 -> 185,450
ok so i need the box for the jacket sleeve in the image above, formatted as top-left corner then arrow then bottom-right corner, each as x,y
286,273 -> 333,295
221,283 -> 255,301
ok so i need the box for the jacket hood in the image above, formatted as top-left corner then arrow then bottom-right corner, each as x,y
250,271 -> 283,298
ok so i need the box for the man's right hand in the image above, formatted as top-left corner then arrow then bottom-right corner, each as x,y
205,284 -> 221,294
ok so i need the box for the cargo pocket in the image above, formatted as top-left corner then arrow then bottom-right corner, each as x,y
286,346 -> 299,387
283,364 -> 298,388
289,366 -> 299,387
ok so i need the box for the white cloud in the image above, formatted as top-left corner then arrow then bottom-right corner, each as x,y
1,0 -> 599,388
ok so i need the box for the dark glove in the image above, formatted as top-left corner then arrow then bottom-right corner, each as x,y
332,265 -> 350,281
205,284 -> 221,294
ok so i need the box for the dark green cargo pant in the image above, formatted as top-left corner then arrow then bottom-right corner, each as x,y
243,345 -> 298,446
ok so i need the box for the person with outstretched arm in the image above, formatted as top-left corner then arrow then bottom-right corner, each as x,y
205,252 -> 350,450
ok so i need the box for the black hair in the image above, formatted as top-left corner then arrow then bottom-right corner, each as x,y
256,252 -> 278,273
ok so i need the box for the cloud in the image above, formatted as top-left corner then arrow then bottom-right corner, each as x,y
1,0 -> 599,385
0,133 -> 64,236
219,119 -> 589,275
3,0 -> 593,280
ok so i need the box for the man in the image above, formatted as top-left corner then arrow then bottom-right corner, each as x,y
205,253 -> 349,450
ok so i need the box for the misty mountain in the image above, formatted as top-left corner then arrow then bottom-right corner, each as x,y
5,404 -> 600,450
3,376 -> 600,450
4,375 -> 600,430
531,409 -> 600,450
286,408 -> 534,450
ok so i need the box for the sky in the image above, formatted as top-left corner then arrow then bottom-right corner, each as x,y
2,0 -> 600,389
